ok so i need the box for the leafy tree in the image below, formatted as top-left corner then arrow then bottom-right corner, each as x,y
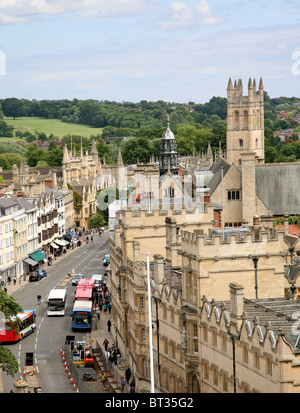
0,290 -> 23,376
78,100 -> 107,127
0,154 -> 13,170
4,153 -> 22,168
264,146 -> 277,163
0,120 -> 14,137
89,212 -> 106,228
122,137 -> 152,164
45,147 -> 63,166
1,98 -> 24,120
0,142 -> 27,156
36,160 -> 49,167
96,138 -> 113,163
25,143 -> 45,167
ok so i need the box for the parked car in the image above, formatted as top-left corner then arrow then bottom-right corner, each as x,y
72,273 -> 84,286
103,254 -> 110,267
29,272 -> 41,282
37,269 -> 47,278
91,274 -> 103,291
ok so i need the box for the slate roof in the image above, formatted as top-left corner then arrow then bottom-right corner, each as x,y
208,157 -> 231,195
220,297 -> 300,351
255,163 -> 300,215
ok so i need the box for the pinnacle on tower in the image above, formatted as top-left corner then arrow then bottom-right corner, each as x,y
117,149 -> 124,167
90,139 -> 98,155
207,141 -> 213,159
227,77 -> 233,90
63,144 -> 70,164
237,79 -> 243,95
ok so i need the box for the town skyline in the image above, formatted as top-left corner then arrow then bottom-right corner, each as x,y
0,0 -> 299,103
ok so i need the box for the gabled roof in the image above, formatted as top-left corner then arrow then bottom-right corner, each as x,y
208,157 -> 231,195
16,198 -> 36,211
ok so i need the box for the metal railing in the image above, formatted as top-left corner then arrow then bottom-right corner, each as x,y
94,340 -> 130,393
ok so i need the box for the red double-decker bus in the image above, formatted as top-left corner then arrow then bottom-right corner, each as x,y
0,310 -> 36,344
75,287 -> 93,301
77,278 -> 95,290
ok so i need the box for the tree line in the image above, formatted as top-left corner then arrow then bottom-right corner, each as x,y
0,92 -> 299,168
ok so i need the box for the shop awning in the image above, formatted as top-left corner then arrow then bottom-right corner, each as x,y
30,250 -> 46,262
24,257 -> 38,267
50,242 -> 59,249
54,239 -> 69,246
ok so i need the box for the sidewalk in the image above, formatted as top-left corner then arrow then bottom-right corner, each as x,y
90,278 -> 132,393
3,240 -> 81,297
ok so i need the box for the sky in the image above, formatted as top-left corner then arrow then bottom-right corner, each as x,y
0,0 -> 299,103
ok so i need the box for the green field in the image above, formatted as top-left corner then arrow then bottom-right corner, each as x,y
4,117 -> 101,139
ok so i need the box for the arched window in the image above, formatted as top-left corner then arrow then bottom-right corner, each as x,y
239,139 -> 243,148
234,111 -> 239,130
243,110 -> 248,129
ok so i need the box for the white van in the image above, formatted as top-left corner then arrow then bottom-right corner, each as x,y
92,274 -> 103,291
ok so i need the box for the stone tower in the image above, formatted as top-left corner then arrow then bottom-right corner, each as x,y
226,77 -> 264,165
159,116 -> 178,177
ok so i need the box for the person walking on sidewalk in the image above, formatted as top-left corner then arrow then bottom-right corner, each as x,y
103,338 -> 109,350
125,368 -> 131,384
107,319 -> 111,332
130,378 -> 135,393
121,376 -> 126,393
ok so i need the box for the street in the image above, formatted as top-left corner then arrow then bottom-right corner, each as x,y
2,231 -> 110,393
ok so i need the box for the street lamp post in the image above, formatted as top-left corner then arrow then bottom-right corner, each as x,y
153,296 -> 161,389
227,331 -> 240,393
252,257 -> 259,299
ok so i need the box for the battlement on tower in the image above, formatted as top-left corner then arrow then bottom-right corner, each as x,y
181,227 -> 285,246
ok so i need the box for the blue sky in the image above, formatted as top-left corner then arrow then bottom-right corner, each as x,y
0,0 -> 299,103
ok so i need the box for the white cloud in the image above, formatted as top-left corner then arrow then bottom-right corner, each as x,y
160,0 -> 224,30
0,0 -> 152,23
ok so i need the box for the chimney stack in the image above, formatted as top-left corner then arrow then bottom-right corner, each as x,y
153,254 -> 165,283
229,282 -> 244,322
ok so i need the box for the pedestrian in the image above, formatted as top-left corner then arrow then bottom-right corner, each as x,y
121,376 -> 126,393
130,378 -> 135,393
103,303 -> 107,313
4,284 -> 7,293
103,338 -> 109,350
116,351 -> 121,365
13,276 -> 16,285
96,307 -> 100,320
7,276 -> 11,285
125,368 -> 131,384
107,319 -> 111,332
108,302 -> 111,314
